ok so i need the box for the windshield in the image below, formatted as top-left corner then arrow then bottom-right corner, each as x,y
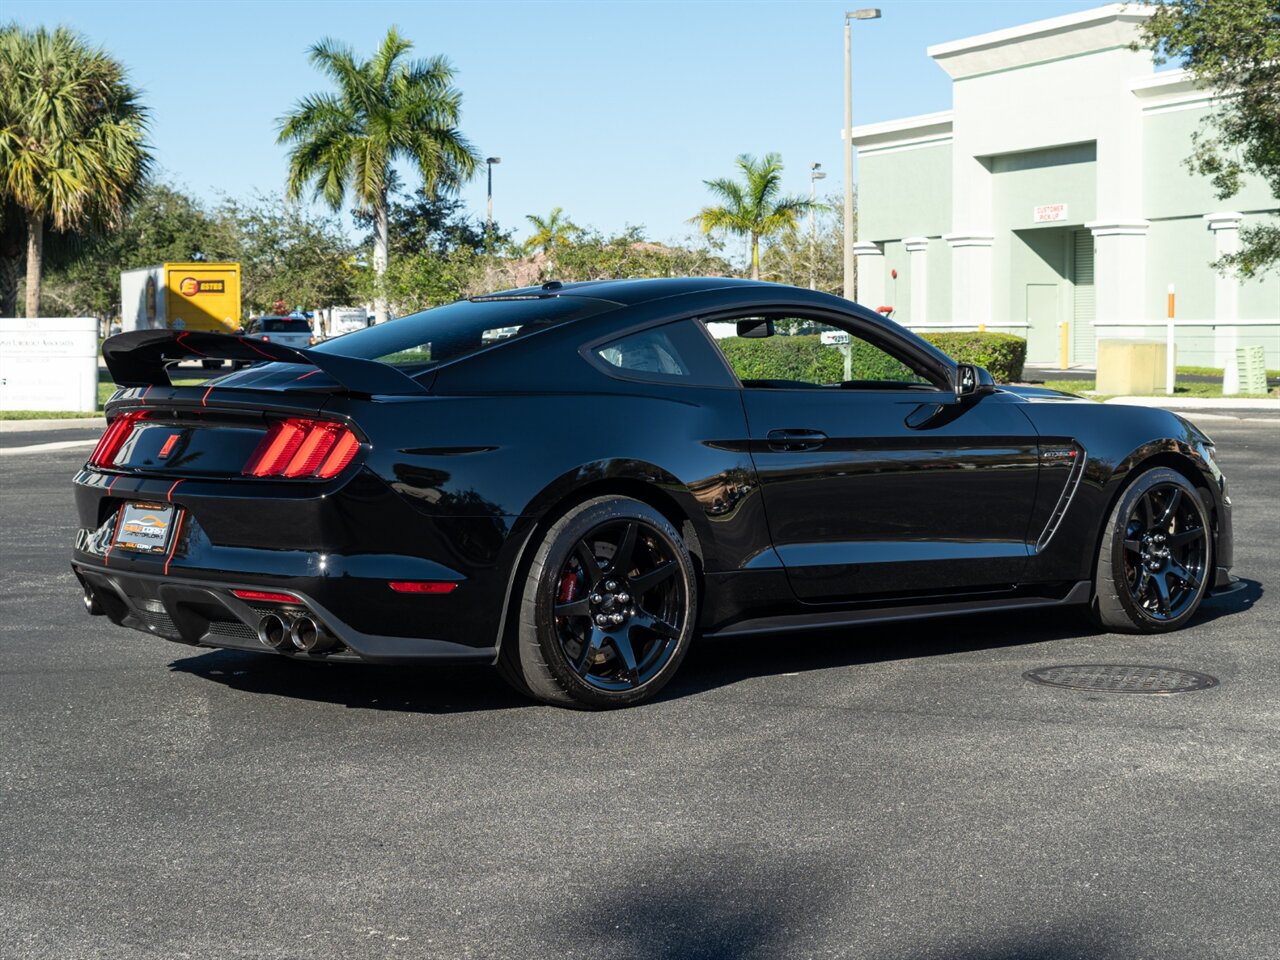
311,296 -> 619,373
260,318 -> 311,332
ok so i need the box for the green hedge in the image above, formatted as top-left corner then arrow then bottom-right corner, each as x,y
919,331 -> 1026,383
717,331 -> 1027,385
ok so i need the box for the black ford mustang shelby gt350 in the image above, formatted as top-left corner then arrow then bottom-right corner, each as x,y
73,278 -> 1233,708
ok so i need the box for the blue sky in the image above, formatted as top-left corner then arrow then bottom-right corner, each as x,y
13,0 -> 1106,246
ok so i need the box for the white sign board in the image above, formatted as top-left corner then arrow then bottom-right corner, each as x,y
820,330 -> 851,345
1034,203 -> 1068,223
327,306 -> 369,336
0,317 -> 99,412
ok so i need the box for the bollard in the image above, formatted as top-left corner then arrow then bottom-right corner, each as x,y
1059,321 -> 1069,370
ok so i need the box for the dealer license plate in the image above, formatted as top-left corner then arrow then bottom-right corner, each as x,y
114,502 -> 176,554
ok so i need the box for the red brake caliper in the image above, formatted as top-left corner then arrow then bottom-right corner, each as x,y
557,571 -> 579,607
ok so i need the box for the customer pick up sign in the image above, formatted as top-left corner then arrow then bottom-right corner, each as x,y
1034,203 -> 1069,223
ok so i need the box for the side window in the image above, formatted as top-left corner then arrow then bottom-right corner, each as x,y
591,320 -> 734,387
706,315 -> 937,390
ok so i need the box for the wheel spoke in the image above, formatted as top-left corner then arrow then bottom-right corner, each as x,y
630,560 -> 678,595
574,627 -> 604,674
1134,569 -> 1152,605
573,540 -> 601,582
1168,526 -> 1204,549
1157,488 -> 1182,528
555,597 -> 591,618
608,522 -> 638,576
1153,571 -> 1172,614
1138,493 -> 1155,532
609,631 -> 640,686
1168,558 -> 1200,590
634,608 -> 680,639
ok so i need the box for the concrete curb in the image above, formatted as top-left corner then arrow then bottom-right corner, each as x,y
0,417 -> 103,432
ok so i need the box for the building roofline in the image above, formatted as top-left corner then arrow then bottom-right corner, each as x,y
926,3 -> 1151,60
848,110 -> 953,150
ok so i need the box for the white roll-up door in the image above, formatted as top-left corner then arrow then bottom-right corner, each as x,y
1072,230 -> 1096,364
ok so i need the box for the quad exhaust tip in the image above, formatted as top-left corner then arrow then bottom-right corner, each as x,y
289,615 -> 337,654
256,614 -> 289,649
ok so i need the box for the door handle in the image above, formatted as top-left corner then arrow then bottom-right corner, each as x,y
767,428 -> 828,451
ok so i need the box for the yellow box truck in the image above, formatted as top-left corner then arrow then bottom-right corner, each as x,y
120,263 -> 242,335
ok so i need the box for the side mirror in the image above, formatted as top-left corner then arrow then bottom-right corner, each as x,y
955,363 -> 995,398
737,318 -> 774,339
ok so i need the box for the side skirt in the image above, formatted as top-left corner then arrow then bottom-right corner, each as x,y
703,580 -> 1092,639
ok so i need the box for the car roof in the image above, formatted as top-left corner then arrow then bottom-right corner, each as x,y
472,276 -> 777,306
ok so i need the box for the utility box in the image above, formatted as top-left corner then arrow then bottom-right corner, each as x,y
1096,339 -> 1172,396
120,263 -> 242,334
1230,344 -> 1268,396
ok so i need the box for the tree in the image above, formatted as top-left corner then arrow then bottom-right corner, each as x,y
759,194 -> 849,294
352,187 -> 507,259
523,207 -> 581,276
278,26 -> 480,323
690,153 -> 815,280
552,226 -> 731,282
221,193 -> 358,315
0,24 -> 151,317
40,181 -> 236,318
1139,0 -> 1280,276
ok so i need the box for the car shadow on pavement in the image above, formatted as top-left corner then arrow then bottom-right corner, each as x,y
169,578 -> 1261,714
537,851 -> 1129,959
666,577 -> 1263,702
168,647 -> 528,714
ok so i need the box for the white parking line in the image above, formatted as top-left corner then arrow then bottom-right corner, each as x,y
0,439 -> 98,456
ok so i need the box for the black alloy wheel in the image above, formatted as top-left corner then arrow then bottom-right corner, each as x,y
502,496 -> 697,708
1094,467 -> 1212,632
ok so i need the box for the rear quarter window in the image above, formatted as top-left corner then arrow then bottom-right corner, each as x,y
590,320 -> 735,387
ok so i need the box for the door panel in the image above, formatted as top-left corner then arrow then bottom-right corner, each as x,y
1025,283 -> 1059,365
742,389 -> 1041,602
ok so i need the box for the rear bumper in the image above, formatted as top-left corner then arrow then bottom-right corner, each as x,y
72,562 -> 496,663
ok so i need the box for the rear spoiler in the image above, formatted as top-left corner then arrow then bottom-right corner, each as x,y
102,330 -> 429,396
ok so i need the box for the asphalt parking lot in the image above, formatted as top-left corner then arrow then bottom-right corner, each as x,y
2,413 -> 1277,960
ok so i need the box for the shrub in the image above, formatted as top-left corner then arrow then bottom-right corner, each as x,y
920,331 -> 1026,383
717,330 -> 1027,385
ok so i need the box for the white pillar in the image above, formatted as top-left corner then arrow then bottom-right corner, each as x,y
1086,219 -> 1149,354
1205,212 -> 1244,392
943,232 -> 993,326
904,237 -> 929,325
853,241 -> 885,310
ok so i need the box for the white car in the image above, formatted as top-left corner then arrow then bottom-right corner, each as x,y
243,315 -> 316,350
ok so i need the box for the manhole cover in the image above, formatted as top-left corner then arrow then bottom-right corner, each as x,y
1024,664 -> 1218,695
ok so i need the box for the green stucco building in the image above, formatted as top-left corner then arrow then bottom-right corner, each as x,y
851,3 -> 1279,369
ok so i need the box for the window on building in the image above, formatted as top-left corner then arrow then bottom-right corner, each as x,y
707,314 -> 939,391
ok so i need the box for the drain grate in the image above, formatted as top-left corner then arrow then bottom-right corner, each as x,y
1024,664 -> 1218,695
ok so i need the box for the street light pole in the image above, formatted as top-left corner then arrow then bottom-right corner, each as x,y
485,157 -> 501,249
809,163 -> 826,290
844,9 -> 880,301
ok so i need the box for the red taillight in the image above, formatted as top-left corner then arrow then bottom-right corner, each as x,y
243,418 -> 360,479
388,581 -> 458,594
231,589 -> 299,604
89,411 -> 147,468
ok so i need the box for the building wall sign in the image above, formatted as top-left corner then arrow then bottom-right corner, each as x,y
0,317 -> 99,412
1034,203 -> 1069,223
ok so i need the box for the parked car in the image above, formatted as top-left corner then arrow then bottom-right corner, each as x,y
242,315 -> 316,350
78,278 -> 1233,709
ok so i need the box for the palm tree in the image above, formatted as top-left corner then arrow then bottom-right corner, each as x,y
278,27 -> 480,323
524,207 -> 580,276
0,24 -> 150,318
691,153 -> 814,281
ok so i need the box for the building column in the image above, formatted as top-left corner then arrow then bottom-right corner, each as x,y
904,237 -> 929,325
943,232 -> 993,326
1205,212 -> 1244,391
853,241 -> 886,310
1086,219 -> 1149,351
